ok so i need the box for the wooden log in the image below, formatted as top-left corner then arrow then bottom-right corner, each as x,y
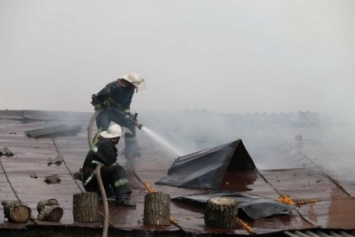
72,192 -> 99,223
37,199 -> 63,222
204,197 -> 237,229
143,192 -> 171,226
1,200 -> 31,223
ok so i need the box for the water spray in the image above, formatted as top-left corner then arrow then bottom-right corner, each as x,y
87,109 -> 183,157
141,126 -> 183,157
125,113 -> 183,156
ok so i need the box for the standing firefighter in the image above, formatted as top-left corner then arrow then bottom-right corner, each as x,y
91,72 -> 146,158
82,124 -> 136,207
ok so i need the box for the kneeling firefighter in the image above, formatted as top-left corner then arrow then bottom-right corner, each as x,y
91,72 -> 146,158
82,124 -> 136,207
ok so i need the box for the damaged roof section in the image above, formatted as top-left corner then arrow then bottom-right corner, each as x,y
156,139 -> 256,190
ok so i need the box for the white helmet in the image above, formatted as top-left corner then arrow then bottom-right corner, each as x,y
100,124 -> 125,139
121,72 -> 146,90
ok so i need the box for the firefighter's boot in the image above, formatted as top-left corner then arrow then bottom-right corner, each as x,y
115,193 -> 136,208
113,177 -> 135,207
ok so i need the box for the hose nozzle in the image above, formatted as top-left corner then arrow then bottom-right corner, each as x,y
136,123 -> 143,130
133,113 -> 143,130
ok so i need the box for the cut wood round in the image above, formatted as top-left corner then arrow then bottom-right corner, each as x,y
37,199 -> 59,212
37,199 -> 63,222
1,200 -> 31,223
38,206 -> 63,222
72,192 -> 99,223
204,197 -> 237,229
143,192 -> 171,226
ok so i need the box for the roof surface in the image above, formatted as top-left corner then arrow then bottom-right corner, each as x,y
0,110 -> 354,236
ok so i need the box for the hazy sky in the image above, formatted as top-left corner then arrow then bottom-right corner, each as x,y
1,0 -> 355,114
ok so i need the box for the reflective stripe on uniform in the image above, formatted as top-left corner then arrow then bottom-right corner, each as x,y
90,146 -> 98,153
83,160 -> 103,187
114,178 -> 128,187
83,171 -> 96,187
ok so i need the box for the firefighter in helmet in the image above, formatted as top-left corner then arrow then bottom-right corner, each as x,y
91,72 -> 145,158
82,124 -> 136,207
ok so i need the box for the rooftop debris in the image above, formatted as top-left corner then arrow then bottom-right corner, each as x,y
236,217 -> 254,235
44,174 -> 61,184
30,173 -> 38,179
24,124 -> 82,138
47,154 -> 63,166
0,147 -> 14,156
173,191 -> 295,220
1,200 -> 31,223
277,194 -> 318,207
37,199 -> 63,222
143,182 -> 157,193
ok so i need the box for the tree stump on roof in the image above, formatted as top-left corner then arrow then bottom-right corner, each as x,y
1,200 -> 31,223
204,197 -> 237,229
73,192 -> 99,223
144,192 -> 171,226
37,199 -> 63,222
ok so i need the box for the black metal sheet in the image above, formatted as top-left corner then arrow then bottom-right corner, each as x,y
156,140 -> 256,190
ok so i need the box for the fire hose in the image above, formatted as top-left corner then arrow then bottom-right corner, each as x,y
87,109 -> 103,149
95,164 -> 109,237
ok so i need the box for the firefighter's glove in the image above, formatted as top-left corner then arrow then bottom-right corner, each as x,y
91,94 -> 100,105
91,94 -> 103,110
124,113 -> 134,123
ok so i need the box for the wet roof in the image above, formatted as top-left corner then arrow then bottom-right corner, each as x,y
0,110 -> 354,236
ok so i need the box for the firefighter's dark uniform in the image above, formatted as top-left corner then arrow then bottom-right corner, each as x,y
82,138 -> 134,207
93,80 -> 139,158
